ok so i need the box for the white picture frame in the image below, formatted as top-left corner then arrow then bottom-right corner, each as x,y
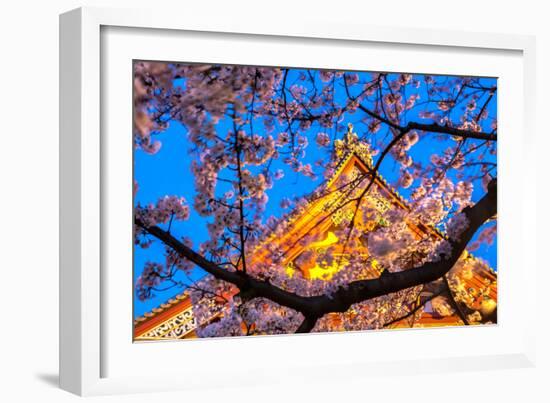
60,6 -> 537,396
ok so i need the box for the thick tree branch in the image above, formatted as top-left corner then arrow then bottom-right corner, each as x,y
137,223 -> 247,288
135,179 -> 497,327
443,274 -> 470,326
352,95 -> 497,141
135,220 -> 323,316
295,316 -> 319,334
404,121 -> 497,141
315,179 -> 497,315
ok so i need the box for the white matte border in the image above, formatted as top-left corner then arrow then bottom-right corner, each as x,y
59,7 -> 537,396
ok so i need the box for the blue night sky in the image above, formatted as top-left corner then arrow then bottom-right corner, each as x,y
133,66 -> 497,318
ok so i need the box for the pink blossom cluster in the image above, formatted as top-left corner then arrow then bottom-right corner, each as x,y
315,132 -> 331,147
135,262 -> 167,301
135,195 -> 189,228
446,212 -> 470,242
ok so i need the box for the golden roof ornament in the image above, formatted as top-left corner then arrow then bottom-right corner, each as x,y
334,123 -> 373,167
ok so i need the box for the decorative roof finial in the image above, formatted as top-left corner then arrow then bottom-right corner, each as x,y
348,123 -> 353,132
334,123 -> 373,167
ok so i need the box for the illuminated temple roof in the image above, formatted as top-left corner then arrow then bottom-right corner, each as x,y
134,125 -> 497,341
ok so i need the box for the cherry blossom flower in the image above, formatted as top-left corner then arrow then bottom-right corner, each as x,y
315,132 -> 331,147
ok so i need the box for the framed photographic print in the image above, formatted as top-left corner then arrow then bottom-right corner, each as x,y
60,6 -> 537,396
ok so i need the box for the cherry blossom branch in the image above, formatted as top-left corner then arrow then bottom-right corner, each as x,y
475,91 -> 496,124
135,178 -> 496,331
344,80 -> 497,142
135,219 -> 324,315
233,114 -> 248,273
382,287 -> 445,328
404,121 -> 496,141
295,315 -> 319,334
443,274 -> 470,325
316,179 -> 497,316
